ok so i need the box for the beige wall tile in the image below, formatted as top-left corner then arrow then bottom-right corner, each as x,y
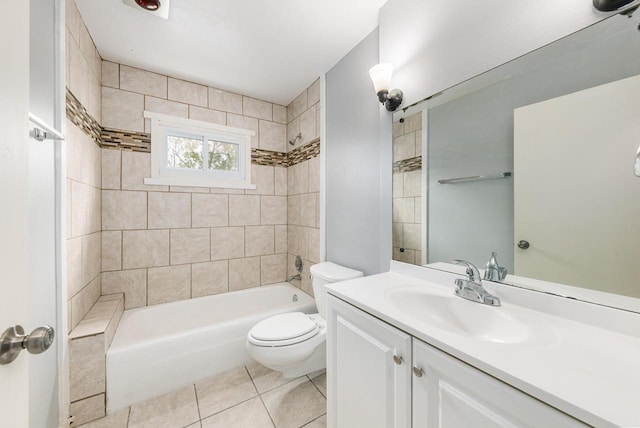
102,231 -> 122,272
120,65 -> 167,98
299,107 -> 317,144
192,194 -> 228,228
228,257 -> 260,291
393,120 -> 404,137
261,254 -> 286,285
189,105 -> 226,126
101,149 -> 121,190
67,237 -> 83,297
415,128 -> 423,157
245,226 -> 274,257
102,190 -> 147,230
308,228 -> 320,263
403,223 -> 421,251
393,173 -> 404,198
404,111 -> 422,132
69,393 -> 105,427
208,88 -> 242,114
245,165 -> 274,195
192,261 -> 228,298
82,232 -> 102,285
403,169 -> 421,197
300,193 -> 317,228
228,195 -> 260,226
102,61 -> 119,89
70,277 -> 100,330
227,114 -> 258,148
393,247 -> 416,264
273,104 -> 287,124
121,151 -> 168,192
66,122 -> 101,187
274,167 -> 287,196
69,334 -> 105,402
258,120 -> 286,152
286,117 -> 300,152
65,29 -> 70,87
148,265 -> 191,305
415,196 -> 422,220
243,97 -> 272,121
102,87 -> 144,132
148,192 -> 191,229
393,198 -> 415,223
288,90 -> 308,122
71,181 -> 101,237
393,132 -> 416,162
288,194 -> 301,226
101,269 -> 147,309
145,95 -> 189,119
170,228 -> 210,265
308,78 -> 321,106
210,227 -> 244,260
287,160 -> 309,195
287,225 -> 309,260
308,156 -> 320,193
168,78 -> 207,107
65,0 -> 81,43
275,225 -> 287,254
68,35 -> 89,108
393,223 -> 403,247
122,229 -> 170,269
261,196 -> 287,225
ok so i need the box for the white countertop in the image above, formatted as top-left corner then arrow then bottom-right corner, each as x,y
326,262 -> 640,428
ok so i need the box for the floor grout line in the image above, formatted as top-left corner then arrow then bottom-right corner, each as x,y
245,365 -> 278,428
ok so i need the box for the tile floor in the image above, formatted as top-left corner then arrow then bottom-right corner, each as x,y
78,363 -> 327,428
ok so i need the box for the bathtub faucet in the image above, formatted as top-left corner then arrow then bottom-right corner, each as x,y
287,274 -> 302,282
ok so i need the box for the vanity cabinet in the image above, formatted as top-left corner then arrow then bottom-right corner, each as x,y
327,294 -> 588,428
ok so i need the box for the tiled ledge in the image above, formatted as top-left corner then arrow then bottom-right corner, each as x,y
69,293 -> 124,426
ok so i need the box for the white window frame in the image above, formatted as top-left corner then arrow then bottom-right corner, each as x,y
143,111 -> 256,189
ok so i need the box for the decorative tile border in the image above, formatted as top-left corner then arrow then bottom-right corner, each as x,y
393,156 -> 422,173
66,90 -> 102,145
67,88 -> 320,166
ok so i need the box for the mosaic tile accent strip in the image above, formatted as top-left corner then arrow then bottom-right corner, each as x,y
252,148 -> 288,167
66,90 -> 102,146
101,128 -> 151,152
393,156 -> 422,173
67,88 -> 320,166
287,138 -> 320,167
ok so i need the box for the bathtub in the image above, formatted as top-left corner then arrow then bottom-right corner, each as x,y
106,283 -> 316,413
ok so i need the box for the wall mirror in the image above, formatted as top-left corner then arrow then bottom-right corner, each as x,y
392,8 -> 640,310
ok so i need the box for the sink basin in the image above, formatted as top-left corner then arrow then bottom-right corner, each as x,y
385,286 -> 531,344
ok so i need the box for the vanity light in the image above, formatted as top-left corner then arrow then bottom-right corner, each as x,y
369,63 -> 403,112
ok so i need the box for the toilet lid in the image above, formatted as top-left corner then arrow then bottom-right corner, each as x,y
249,312 -> 318,343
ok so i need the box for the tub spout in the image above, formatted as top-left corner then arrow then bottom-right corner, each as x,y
287,274 -> 301,282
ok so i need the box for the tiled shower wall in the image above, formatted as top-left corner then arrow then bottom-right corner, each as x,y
392,112 -> 423,265
65,0 -> 102,331
286,82 -> 321,296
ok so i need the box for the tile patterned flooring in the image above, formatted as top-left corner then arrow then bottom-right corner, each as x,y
79,364 -> 327,428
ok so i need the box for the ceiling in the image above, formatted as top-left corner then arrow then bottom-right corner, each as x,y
76,0 -> 388,106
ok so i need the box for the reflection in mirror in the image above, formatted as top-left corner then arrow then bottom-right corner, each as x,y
392,10 -> 640,305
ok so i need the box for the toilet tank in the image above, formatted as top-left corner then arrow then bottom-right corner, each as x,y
310,262 -> 363,318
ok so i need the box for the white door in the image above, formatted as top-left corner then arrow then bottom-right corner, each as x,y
0,2 -> 63,428
514,74 -> 640,297
326,295 -> 411,428
412,338 -> 587,427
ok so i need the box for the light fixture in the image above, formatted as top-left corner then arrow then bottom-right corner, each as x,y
136,0 -> 161,11
369,63 -> 403,112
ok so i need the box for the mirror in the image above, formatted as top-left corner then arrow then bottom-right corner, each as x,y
392,9 -> 640,308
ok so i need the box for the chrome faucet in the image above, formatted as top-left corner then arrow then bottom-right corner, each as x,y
452,260 -> 501,306
483,252 -> 508,282
287,274 -> 302,282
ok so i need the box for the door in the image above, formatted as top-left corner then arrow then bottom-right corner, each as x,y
0,1 -> 63,427
326,295 -> 411,428
514,74 -> 640,296
412,338 -> 587,427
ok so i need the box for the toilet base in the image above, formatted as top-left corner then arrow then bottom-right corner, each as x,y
251,341 -> 326,378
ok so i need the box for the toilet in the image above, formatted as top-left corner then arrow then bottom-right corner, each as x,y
246,262 -> 363,378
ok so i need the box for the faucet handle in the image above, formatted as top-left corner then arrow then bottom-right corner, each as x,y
452,260 -> 481,283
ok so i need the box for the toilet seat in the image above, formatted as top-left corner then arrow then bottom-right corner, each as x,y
248,312 -> 320,347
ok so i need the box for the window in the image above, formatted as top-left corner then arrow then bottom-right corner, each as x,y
144,112 -> 255,189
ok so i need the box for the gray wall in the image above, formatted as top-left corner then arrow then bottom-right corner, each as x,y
325,28 -> 393,276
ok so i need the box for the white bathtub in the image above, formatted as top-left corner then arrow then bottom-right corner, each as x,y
106,283 -> 316,413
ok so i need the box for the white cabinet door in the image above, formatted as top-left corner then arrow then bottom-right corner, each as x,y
327,295 -> 411,428
412,339 -> 588,428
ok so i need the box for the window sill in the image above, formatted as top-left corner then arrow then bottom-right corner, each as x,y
144,176 -> 257,190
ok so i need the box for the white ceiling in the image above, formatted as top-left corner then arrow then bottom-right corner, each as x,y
76,0 -> 388,106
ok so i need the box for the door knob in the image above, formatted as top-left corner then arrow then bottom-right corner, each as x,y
0,325 -> 55,365
517,240 -> 530,249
